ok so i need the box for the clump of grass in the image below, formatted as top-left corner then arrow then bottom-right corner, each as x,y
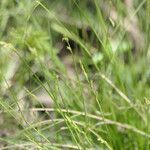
0,0 -> 150,149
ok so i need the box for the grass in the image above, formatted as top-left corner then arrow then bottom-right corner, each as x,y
0,0 -> 150,149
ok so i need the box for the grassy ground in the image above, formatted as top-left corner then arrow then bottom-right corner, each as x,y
0,0 -> 150,149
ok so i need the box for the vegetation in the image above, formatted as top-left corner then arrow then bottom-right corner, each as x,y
0,0 -> 150,149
